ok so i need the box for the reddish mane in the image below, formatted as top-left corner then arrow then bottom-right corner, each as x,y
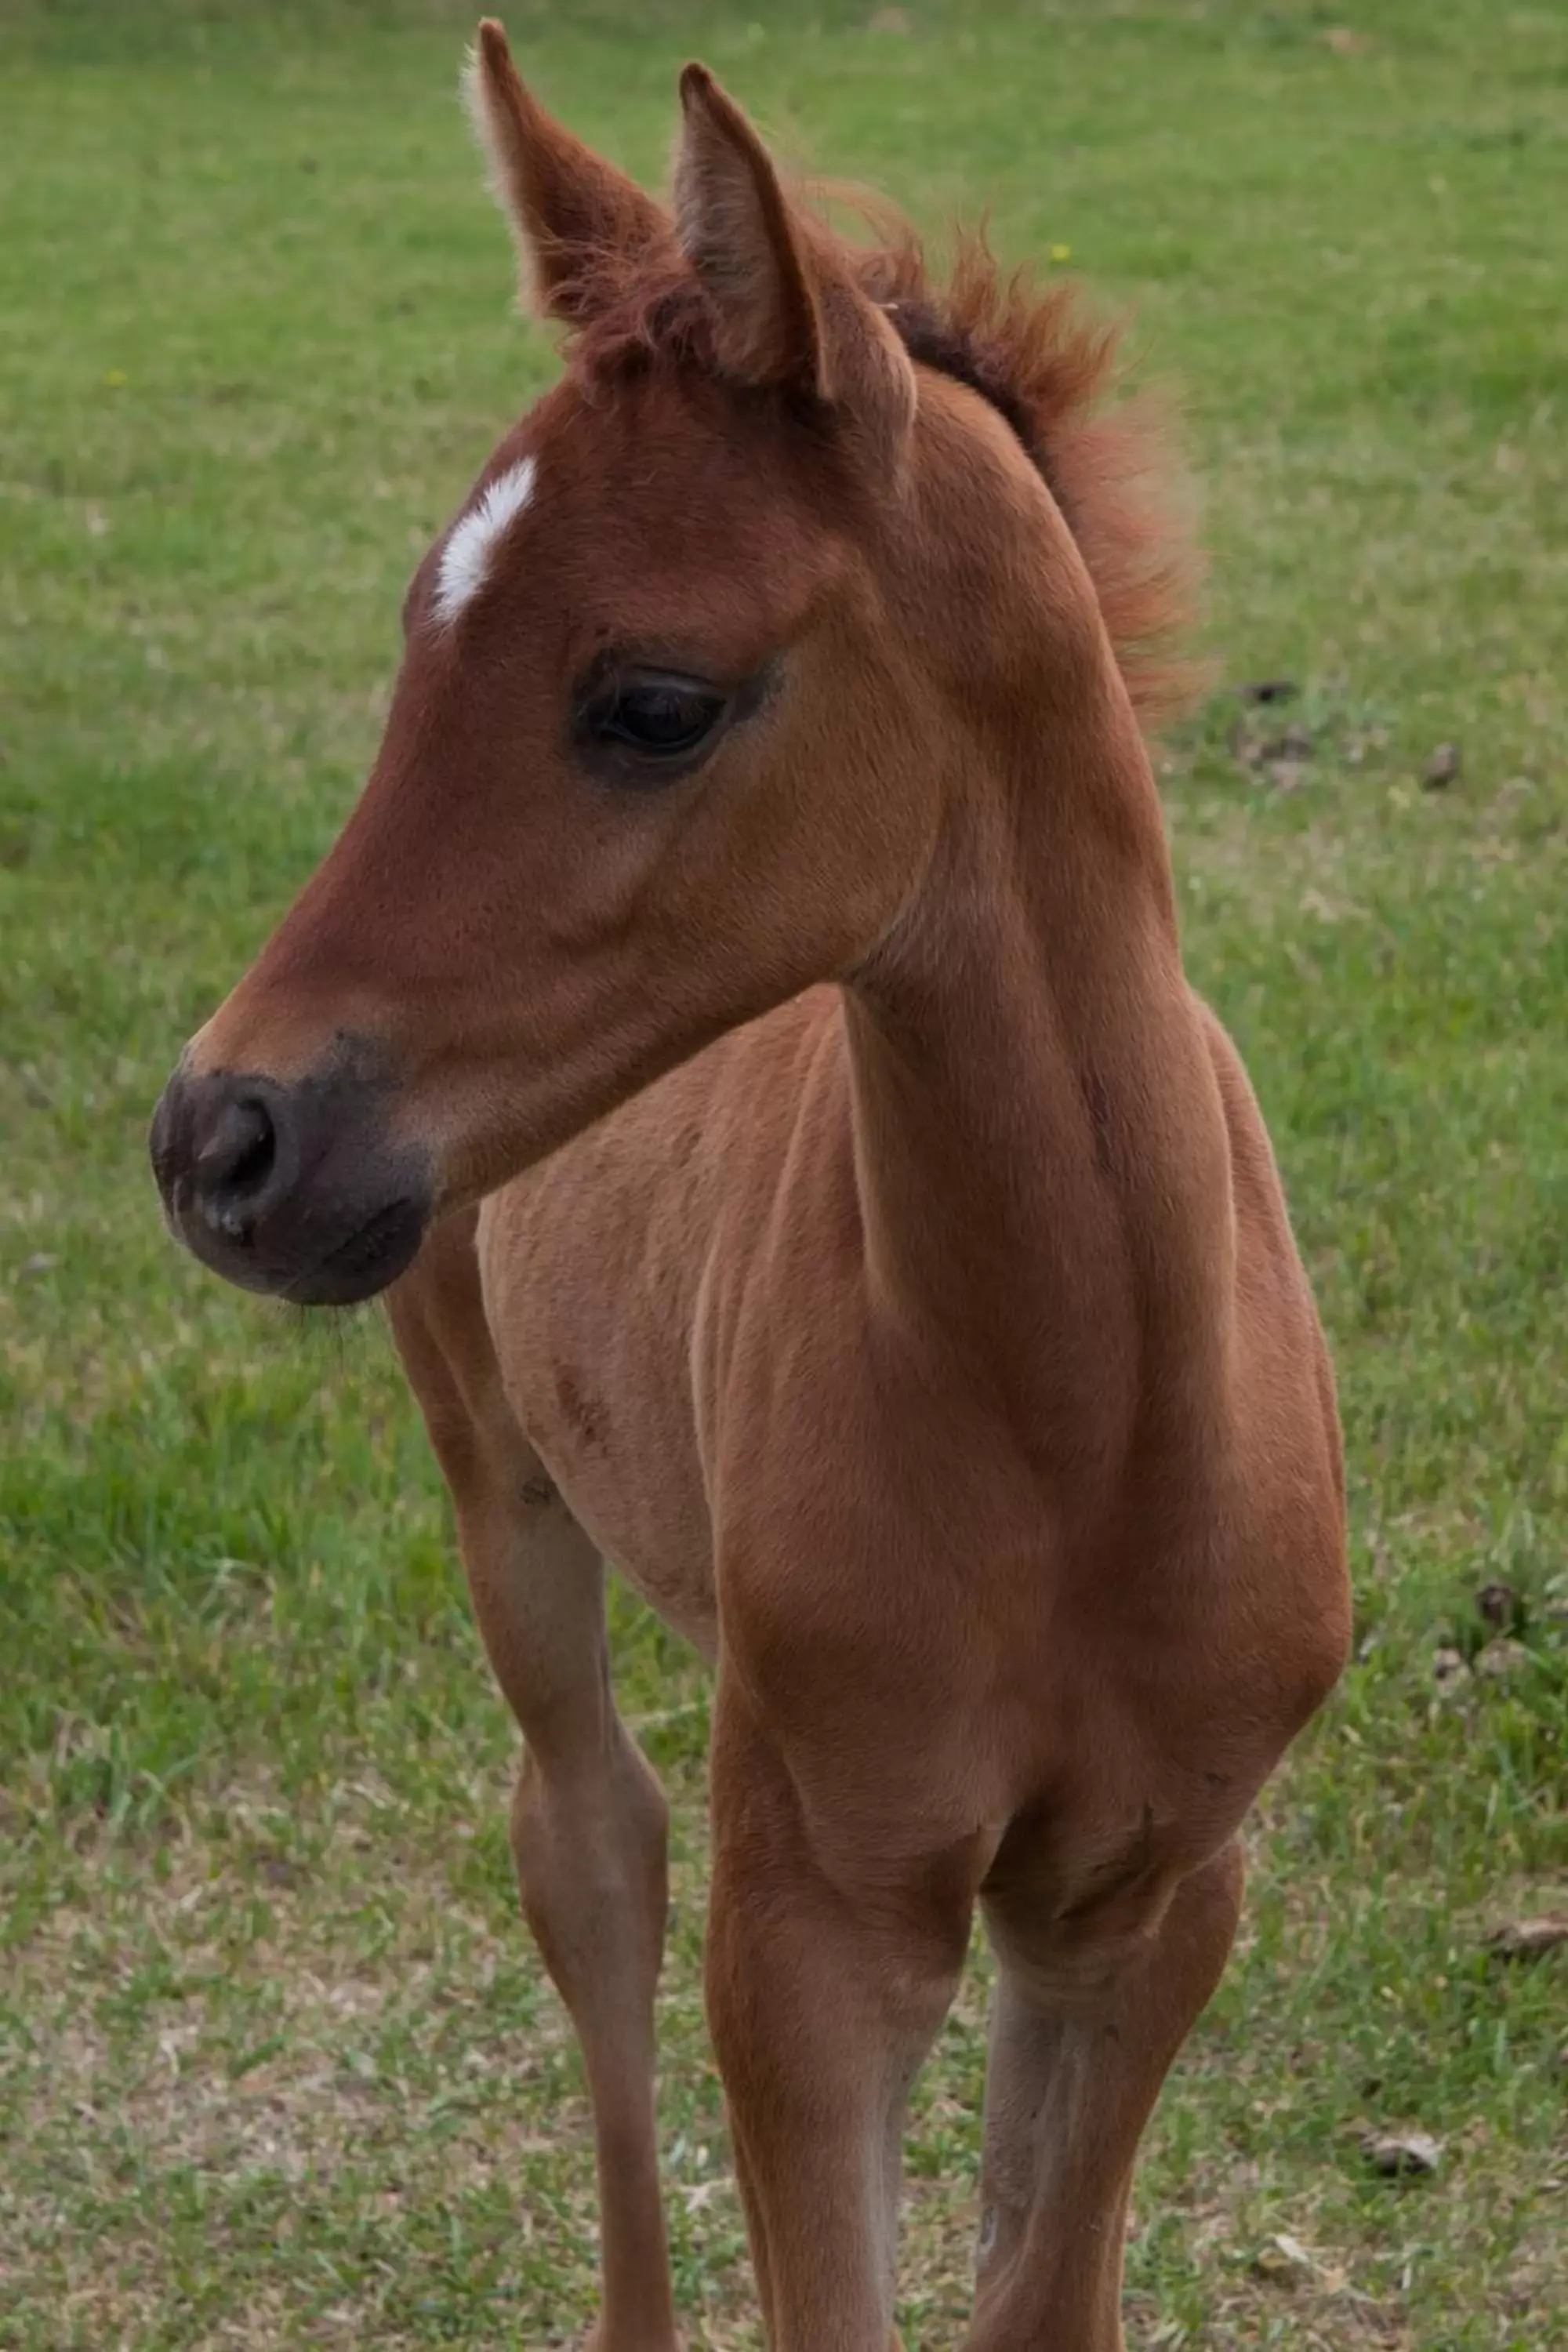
556,212 -> 1202,728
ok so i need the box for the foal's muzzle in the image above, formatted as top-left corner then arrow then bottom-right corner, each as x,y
150,1052 -> 432,1306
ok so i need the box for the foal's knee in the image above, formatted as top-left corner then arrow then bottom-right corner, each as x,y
508,1733 -> 670,2000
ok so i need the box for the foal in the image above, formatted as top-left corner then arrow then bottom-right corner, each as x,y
152,24 -> 1350,2347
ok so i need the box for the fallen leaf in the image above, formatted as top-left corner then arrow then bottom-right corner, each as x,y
1485,1915 -> 1568,1962
1362,2129 -> 1442,2178
1254,2232 -> 1316,2284
1233,713 -> 1316,791
1476,1580 -> 1521,1631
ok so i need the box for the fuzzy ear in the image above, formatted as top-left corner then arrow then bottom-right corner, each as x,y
673,64 -> 822,387
673,64 -> 916,473
465,19 -> 668,318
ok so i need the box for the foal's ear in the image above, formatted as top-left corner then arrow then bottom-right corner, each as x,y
674,65 -> 916,477
673,66 -> 821,387
466,19 -> 667,318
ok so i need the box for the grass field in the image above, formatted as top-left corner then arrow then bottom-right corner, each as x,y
3,1 -> 1566,2344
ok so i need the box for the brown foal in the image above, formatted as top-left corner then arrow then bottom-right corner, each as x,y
151,24 -> 1350,2347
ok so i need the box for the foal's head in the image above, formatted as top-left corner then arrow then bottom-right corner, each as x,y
152,20 -> 1189,1305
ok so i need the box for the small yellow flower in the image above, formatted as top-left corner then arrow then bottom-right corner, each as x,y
1050,242 -> 1072,263
103,368 -> 127,388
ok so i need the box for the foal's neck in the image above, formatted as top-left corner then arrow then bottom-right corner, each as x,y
845,649 -> 1232,1490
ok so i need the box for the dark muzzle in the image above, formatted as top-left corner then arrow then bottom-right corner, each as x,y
150,1049 -> 432,1306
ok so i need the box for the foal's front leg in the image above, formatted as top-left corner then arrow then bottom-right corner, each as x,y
387,1236 -> 678,2352
965,1837 -> 1245,2351
445,1476 -> 679,2352
495,1533 -> 675,2352
705,1683 -> 977,2352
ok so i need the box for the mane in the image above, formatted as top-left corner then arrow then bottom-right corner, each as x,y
555,206 -> 1203,731
856,230 -> 1203,728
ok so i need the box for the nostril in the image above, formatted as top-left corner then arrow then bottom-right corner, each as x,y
195,1096 -> 278,1242
217,1098 -> 275,1191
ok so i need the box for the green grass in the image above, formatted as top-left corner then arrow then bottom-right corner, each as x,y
2,0 -> 1566,2344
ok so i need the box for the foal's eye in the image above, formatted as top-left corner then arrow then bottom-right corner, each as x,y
595,674 -> 728,762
